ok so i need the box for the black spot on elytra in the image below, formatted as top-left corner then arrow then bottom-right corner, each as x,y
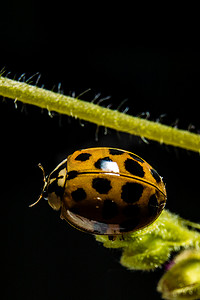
67,170 -> 78,180
124,158 -> 145,178
47,180 -> 64,197
129,153 -> 144,163
109,149 -> 124,155
75,153 -> 92,161
69,206 -> 80,215
121,182 -> 143,203
150,168 -> 161,183
71,188 -> 86,202
122,204 -> 140,218
148,193 -> 159,216
94,157 -> 113,169
119,217 -> 140,232
102,199 -> 118,219
92,178 -> 112,194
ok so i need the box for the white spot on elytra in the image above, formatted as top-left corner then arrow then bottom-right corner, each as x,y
101,161 -> 119,173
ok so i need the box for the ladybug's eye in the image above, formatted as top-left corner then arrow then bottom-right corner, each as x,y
43,189 -> 48,200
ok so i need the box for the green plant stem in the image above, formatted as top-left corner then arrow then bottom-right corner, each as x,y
1,76 -> 200,152
96,210 -> 200,271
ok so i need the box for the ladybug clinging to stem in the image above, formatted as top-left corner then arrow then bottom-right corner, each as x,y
30,147 -> 167,236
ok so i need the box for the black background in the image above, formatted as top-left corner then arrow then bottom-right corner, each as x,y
1,4 -> 200,300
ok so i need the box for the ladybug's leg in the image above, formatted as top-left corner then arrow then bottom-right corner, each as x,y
108,235 -> 117,241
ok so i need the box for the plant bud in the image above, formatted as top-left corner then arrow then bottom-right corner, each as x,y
157,250 -> 200,300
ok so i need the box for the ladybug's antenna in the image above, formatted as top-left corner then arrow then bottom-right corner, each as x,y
29,164 -> 47,207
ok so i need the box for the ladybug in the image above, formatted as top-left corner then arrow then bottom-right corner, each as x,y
30,147 -> 167,235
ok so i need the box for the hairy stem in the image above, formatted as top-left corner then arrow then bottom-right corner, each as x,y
1,76 -> 200,152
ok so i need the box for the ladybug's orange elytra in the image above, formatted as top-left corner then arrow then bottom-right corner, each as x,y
34,147 -> 167,235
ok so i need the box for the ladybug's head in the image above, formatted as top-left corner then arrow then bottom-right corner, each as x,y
45,159 -> 67,210
29,160 -> 67,210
